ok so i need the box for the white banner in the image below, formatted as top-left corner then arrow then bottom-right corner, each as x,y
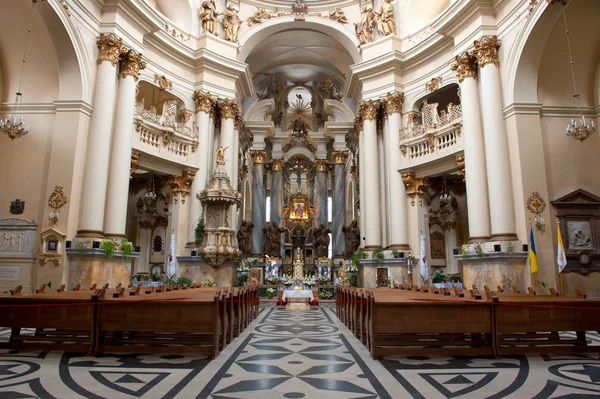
167,231 -> 176,278
419,234 -> 429,284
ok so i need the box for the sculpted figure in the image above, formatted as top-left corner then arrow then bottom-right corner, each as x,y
315,224 -> 331,259
200,0 -> 220,35
571,229 -> 593,249
237,220 -> 254,255
328,7 -> 348,24
216,146 -> 228,165
222,5 -> 242,43
264,222 -> 284,257
376,0 -> 396,36
317,76 -> 342,101
342,220 -> 361,259
257,73 -> 284,100
355,6 -> 376,44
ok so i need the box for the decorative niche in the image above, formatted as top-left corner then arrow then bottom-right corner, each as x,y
551,189 -> 600,275
39,228 -> 66,266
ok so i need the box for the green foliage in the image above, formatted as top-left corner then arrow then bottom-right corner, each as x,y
391,249 -> 400,258
448,273 -> 462,283
372,248 -> 384,265
164,277 -> 178,286
319,287 -> 335,299
204,279 -> 219,287
432,271 -> 447,284
150,273 -> 160,281
536,279 -> 548,295
120,240 -> 134,257
456,246 -> 466,255
351,249 -> 366,265
194,215 -> 206,246
101,240 -> 115,259
46,281 -> 52,288
238,252 -> 246,262
177,277 -> 193,287
475,243 -> 485,258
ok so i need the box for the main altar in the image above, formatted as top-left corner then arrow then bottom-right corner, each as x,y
282,248 -> 315,309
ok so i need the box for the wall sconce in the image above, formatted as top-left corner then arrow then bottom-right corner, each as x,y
48,186 -> 68,225
526,191 -> 546,232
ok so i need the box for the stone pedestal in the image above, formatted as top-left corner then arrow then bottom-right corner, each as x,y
456,253 -> 528,292
177,257 -> 237,286
357,258 -> 409,288
66,249 -> 139,289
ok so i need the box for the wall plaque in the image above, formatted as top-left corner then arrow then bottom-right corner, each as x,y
0,266 -> 19,281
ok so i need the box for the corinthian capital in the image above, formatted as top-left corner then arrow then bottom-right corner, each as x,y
250,150 -> 266,164
382,92 -> 405,115
450,51 -> 479,82
315,159 -> 329,172
217,98 -> 240,120
119,50 -> 147,81
473,36 -> 500,68
97,33 -> 124,66
271,158 -> 285,172
332,150 -> 348,165
358,100 -> 379,121
193,91 -> 216,114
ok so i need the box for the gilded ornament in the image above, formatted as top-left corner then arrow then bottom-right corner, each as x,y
271,159 -> 285,172
317,76 -> 342,101
358,100 -> 379,121
216,146 -> 228,166
176,109 -> 192,124
234,114 -> 244,131
222,5 -> 242,43
163,131 -> 173,146
217,98 -> 240,120
250,150 -> 266,164
192,91 -> 216,114
96,33 -> 124,66
328,7 -> 348,24
247,7 -> 276,26
191,140 -> 199,153
450,52 -> 478,82
332,151 -> 348,165
473,36 -> 500,68
315,160 -> 329,172
426,77 -> 442,93
292,0 -> 308,21
119,50 -> 147,81
456,154 -> 465,181
526,191 -> 547,232
130,151 -> 140,178
401,172 -> 429,206
169,170 -> 196,204
154,74 -> 173,91
200,0 -> 219,36
355,6 -> 376,44
48,186 -> 68,212
376,0 -> 396,36
382,92 -> 404,115
400,145 -> 407,157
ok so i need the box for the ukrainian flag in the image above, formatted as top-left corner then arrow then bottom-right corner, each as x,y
529,226 -> 538,274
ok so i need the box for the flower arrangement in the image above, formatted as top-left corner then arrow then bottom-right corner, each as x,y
302,275 -> 317,287
237,261 -> 250,274
346,263 -> 358,273
319,287 -> 335,299
319,274 -> 331,285
265,272 -> 279,285
267,287 -> 276,299
281,274 -> 294,289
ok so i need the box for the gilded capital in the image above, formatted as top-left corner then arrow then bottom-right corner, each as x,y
119,50 -> 147,81
217,98 -> 240,120
97,33 -> 124,67
271,158 -> 285,172
234,114 -> 244,131
332,150 -> 348,165
130,151 -> 140,178
401,172 -> 429,206
250,150 -> 267,164
193,91 -> 216,114
354,115 -> 364,132
382,92 -> 405,115
169,170 -> 196,204
315,159 -> 329,172
450,51 -> 478,82
358,100 -> 379,121
473,35 -> 500,68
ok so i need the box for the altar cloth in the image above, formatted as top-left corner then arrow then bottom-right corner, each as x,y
282,290 -> 314,301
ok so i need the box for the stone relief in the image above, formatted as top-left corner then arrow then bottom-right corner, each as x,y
0,232 -> 25,252
568,221 -> 593,250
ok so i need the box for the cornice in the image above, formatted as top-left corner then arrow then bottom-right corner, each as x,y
54,100 -> 95,116
540,105 -> 598,118
0,103 -> 56,114
503,103 -> 542,118
242,0 -> 360,11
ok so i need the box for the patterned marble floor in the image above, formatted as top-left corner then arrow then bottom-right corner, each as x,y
2,304 -> 600,398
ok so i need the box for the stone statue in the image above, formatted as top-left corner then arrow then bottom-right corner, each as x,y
570,229 -> 593,249
342,220 -> 360,259
264,222 -> 285,257
200,0 -> 220,36
216,146 -> 228,165
314,224 -> 332,259
222,5 -> 242,43
257,73 -> 284,100
237,220 -> 254,255
328,7 -> 348,24
376,0 -> 396,36
355,6 -> 375,45
317,76 -> 342,101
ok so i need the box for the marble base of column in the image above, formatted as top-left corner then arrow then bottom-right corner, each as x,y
468,236 -> 491,243
387,244 -> 410,250
490,233 -> 518,241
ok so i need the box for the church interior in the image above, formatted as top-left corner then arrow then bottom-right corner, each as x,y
1,0 -> 600,397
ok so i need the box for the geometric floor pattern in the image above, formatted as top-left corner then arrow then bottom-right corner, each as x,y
2,305 -> 600,398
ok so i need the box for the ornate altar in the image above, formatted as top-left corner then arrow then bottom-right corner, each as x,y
281,193 -> 316,264
196,148 -> 242,266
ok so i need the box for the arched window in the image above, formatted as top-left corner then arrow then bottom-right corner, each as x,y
266,197 -> 271,223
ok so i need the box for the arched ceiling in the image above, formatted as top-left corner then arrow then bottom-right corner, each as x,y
246,29 -> 354,84
402,0 -> 451,35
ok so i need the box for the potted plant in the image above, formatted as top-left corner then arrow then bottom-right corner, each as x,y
120,240 -> 134,257
194,215 -> 206,246
267,287 -> 276,299
392,249 -> 400,258
373,248 -> 384,265
100,240 -> 116,259
432,270 -> 447,285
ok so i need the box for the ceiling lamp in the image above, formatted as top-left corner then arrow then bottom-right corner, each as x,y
440,175 -> 451,203
0,0 -> 41,140
559,2 -> 595,141
145,175 -> 157,200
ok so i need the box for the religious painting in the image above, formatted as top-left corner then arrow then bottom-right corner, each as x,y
376,267 -> 389,287
249,267 -> 263,284
47,240 -> 58,252
567,220 -> 594,250
430,231 -> 445,259
290,197 -> 308,220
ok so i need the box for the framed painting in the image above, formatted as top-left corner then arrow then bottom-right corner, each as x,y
290,197 -> 308,220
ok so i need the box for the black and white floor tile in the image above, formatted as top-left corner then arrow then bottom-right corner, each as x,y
2,306 -> 600,398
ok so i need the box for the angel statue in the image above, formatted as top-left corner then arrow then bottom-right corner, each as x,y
328,7 -> 348,24
317,76 -> 342,101
355,6 -> 376,45
376,0 -> 396,36
216,146 -> 228,166
200,0 -> 220,36
222,5 -> 242,43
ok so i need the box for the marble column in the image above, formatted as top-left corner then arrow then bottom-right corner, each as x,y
451,52 -> 491,241
358,126 -> 366,249
77,34 -> 123,238
382,93 -> 410,249
217,99 -> 239,179
474,36 -> 517,240
187,91 -> 216,247
270,159 -> 285,226
332,151 -> 347,258
315,160 -> 329,228
104,50 -> 146,239
250,150 -> 266,255
360,100 -> 382,249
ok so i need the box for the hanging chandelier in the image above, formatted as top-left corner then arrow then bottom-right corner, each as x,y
560,2 -> 595,141
439,175 -> 451,203
0,0 -> 41,140
145,174 -> 157,200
